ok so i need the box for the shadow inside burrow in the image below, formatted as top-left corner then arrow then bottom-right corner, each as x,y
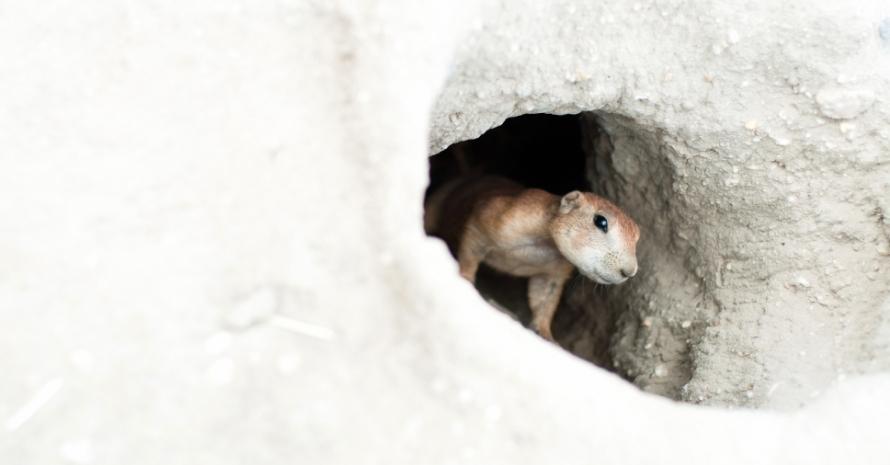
426,113 -> 622,373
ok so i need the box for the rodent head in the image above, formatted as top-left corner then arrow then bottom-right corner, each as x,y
549,191 -> 640,285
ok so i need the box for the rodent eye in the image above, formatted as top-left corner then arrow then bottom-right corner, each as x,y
593,214 -> 608,233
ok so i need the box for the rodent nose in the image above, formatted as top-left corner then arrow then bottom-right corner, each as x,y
620,265 -> 637,278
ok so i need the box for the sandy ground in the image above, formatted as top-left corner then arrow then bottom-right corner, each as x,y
1,0 -> 889,463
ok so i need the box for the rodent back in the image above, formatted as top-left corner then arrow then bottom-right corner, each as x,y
424,175 -> 525,256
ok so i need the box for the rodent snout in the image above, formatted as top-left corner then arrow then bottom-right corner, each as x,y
620,263 -> 638,279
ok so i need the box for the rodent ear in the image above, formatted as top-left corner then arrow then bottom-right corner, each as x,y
559,191 -> 583,214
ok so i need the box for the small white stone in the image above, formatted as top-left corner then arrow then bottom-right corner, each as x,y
483,404 -> 502,423
379,251 -> 394,264
450,421 -> 465,437
431,378 -> 448,394
654,364 -> 668,377
277,353 -> 302,376
203,332 -> 232,355
680,320 -> 692,329
60,439 -> 94,464
727,29 -> 740,44
205,358 -> 235,387
69,350 -> 95,373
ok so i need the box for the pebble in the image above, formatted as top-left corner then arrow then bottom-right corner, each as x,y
880,18 -> 890,42
815,87 -> 875,119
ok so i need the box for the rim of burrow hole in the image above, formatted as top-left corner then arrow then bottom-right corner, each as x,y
424,110 -> 700,400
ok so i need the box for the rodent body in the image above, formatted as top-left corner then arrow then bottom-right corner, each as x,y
425,175 -> 640,341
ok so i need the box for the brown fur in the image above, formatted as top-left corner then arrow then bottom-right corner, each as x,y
425,175 -> 640,341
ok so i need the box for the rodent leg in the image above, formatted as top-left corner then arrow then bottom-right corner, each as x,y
457,227 -> 487,284
528,274 -> 569,342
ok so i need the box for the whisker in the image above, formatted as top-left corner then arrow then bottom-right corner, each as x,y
568,273 -> 589,300
566,273 -> 583,294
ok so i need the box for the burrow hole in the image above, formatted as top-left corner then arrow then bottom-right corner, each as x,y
425,112 -> 629,376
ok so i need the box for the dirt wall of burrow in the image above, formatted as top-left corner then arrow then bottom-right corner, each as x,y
429,0 -> 890,408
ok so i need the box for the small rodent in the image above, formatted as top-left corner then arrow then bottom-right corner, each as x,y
425,175 -> 640,341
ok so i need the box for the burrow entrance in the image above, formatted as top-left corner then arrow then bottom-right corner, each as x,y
425,113 -> 633,377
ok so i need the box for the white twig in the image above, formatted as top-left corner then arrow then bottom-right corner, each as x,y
268,315 -> 336,341
6,377 -> 64,432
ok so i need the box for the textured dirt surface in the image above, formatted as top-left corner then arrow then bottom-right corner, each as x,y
429,1 -> 890,408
